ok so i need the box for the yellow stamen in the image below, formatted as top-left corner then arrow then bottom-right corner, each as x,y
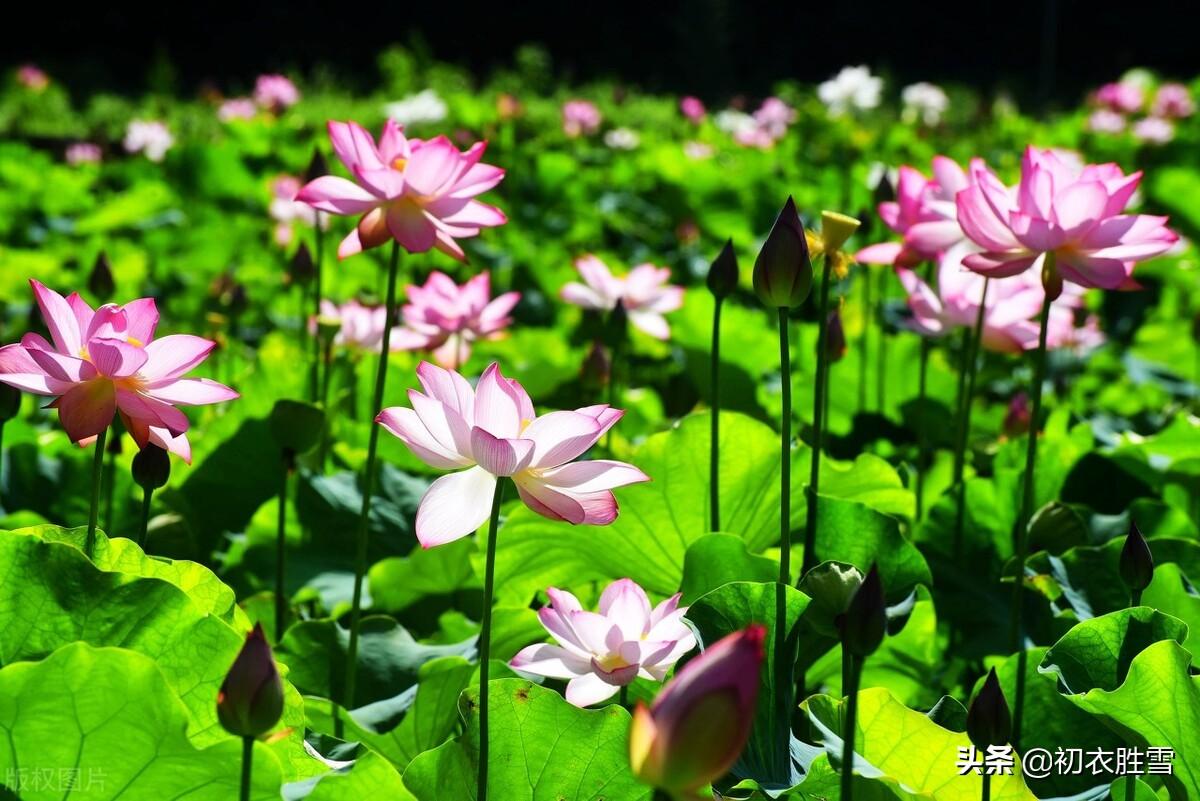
392,156 -> 407,171
127,336 -> 144,348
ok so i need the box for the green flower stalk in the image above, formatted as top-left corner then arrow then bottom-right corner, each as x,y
344,241 -> 402,717
218,623 -> 283,801
802,210 -> 860,578
952,278 -> 990,562
103,426 -> 120,536
0,385 -> 20,506
603,301 -> 629,452
913,261 -> 935,520
305,147 -> 329,404
706,240 -> 738,531
85,425 -> 108,559
856,264 -> 872,412
476,480 -> 506,801
1008,253 -> 1057,749
131,445 -> 170,549
837,563 -> 885,801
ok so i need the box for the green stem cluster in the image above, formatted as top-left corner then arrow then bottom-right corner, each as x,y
309,212 -> 325,403
710,299 -> 723,532
802,254 -> 836,577
840,652 -> 862,801
913,263 -> 935,520
344,241 -> 401,715
952,279 -> 990,561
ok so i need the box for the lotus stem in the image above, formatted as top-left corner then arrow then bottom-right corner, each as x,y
275,455 -> 289,643
778,307 -> 792,584
803,253 -> 836,577
875,268 -> 888,412
710,297 -> 723,532
914,262 -> 934,520
982,772 -> 991,801
240,735 -> 253,801
840,652 -> 862,801
138,486 -> 152,549
477,479 -> 506,801
85,425 -> 108,559
309,211 -> 324,403
344,240 -> 401,715
1009,256 -> 1055,749
857,267 -> 871,412
952,279 -> 990,561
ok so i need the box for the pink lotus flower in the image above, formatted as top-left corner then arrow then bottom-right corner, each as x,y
956,147 -> 1178,289
218,97 -> 258,122
0,280 -> 238,462
1152,83 -> 1195,119
65,142 -> 102,166
123,120 -> 173,162
753,97 -> 795,139
1087,109 -> 1127,134
561,256 -> 684,339
316,299 -> 402,352
897,245 -> 1085,353
377,362 -> 648,547
1132,117 -> 1175,145
16,64 -> 48,91
391,271 -> 519,369
253,74 -> 300,112
629,625 -> 765,798
296,120 -> 506,262
1095,82 -> 1144,113
680,96 -> 706,122
510,578 -> 696,707
562,100 -> 602,137
856,156 -> 971,267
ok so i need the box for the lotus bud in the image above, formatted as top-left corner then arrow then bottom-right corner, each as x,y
106,426 -> 123,455
630,625 -> 764,798
603,299 -> 629,348
303,147 -> 328,184
966,668 -> 1011,749
289,242 -> 315,285
131,444 -> 171,491
838,563 -> 886,657
218,623 -> 284,738
706,239 -> 739,300
825,304 -> 847,363
872,170 -> 896,206
753,196 -> 812,309
819,211 -> 861,256
1003,392 -> 1030,438
88,251 -> 115,301
581,340 -> 611,389
269,399 -> 325,459
800,561 -> 864,638
1042,259 -> 1064,302
0,384 -> 21,423
1119,520 -> 1154,597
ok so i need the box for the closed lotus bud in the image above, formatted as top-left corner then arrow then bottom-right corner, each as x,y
630,625 -> 765,797
966,668 -> 1011,749
289,243 -> 315,285
0,384 -> 21,422
269,399 -> 325,457
603,300 -> 629,348
1042,259 -> 1064,302
1119,520 -> 1154,596
88,251 -> 115,301
706,239 -> 739,299
131,444 -> 171,491
303,147 -> 328,184
581,340 -> 611,388
753,196 -> 812,309
838,563 -> 886,657
872,170 -> 896,206
1003,392 -> 1030,438
825,305 -> 847,363
218,623 -> 284,738
799,561 -> 864,639
820,211 -> 861,256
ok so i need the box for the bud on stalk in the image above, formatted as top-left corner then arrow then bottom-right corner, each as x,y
753,196 -> 812,309
218,623 -> 284,738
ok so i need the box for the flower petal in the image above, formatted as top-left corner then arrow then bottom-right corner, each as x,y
469,427 -> 534,476
521,410 -> 603,468
509,643 -> 590,680
414,465 -> 497,547
87,338 -> 148,379
30,279 -> 83,356
296,176 -> 381,215
141,335 -> 216,383
565,672 -> 619,707
376,406 -> 472,470
56,380 -> 116,442
144,378 -> 239,406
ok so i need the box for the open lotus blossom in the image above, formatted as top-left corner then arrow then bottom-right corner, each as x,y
391,271 -> 520,369
1151,83 -> 1195,119
562,100 -> 602,137
680,96 -> 706,122
253,74 -> 300,111
818,65 -> 883,116
753,97 -> 795,139
510,579 -> 696,707
0,280 -> 238,462
629,625 -> 765,799
296,119 -> 506,261
316,299 -> 402,352
377,362 -> 649,547
561,256 -> 684,339
856,156 -> 971,268
1094,81 -> 1144,113
955,147 -> 1178,289
897,244 -> 1093,353
124,120 -> 174,162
